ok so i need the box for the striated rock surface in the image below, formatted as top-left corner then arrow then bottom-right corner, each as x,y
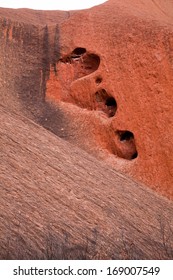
1,105 -> 173,259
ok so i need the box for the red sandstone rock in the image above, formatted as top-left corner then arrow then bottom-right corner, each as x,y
0,2 -> 172,195
1,106 -> 173,259
0,0 -> 173,259
45,0 -> 173,198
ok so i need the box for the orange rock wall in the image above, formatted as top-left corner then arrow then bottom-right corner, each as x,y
0,2 -> 172,198
46,0 -> 173,198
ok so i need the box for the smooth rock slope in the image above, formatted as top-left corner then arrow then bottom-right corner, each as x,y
1,105 -> 173,259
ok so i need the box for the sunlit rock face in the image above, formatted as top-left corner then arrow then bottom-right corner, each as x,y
46,0 -> 173,198
0,0 -> 173,199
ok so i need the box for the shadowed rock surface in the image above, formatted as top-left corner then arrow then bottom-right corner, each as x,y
1,105 -> 173,259
0,0 -> 173,259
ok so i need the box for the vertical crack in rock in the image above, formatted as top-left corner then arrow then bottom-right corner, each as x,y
52,24 -> 60,76
42,25 -> 50,99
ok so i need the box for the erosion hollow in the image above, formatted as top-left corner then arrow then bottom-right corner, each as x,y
73,47 -> 86,55
95,89 -> 117,117
116,130 -> 138,160
95,76 -> 102,85
59,48 -> 100,80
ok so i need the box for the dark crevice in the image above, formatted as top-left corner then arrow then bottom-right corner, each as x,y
105,97 -> 117,117
95,77 -> 102,85
115,130 -> 138,160
119,131 -> 134,142
73,47 -> 86,55
131,151 -> 138,160
41,25 -> 50,99
53,25 -> 60,63
95,89 -> 117,117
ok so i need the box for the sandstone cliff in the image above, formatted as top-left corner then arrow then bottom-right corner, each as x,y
0,0 -> 173,198
0,0 -> 173,259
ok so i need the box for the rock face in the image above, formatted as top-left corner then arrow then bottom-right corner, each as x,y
0,0 -> 173,259
1,0 -> 172,199
1,105 -> 173,259
46,0 -> 173,198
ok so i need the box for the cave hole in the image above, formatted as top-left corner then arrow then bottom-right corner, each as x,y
95,76 -> 102,85
105,97 -> 117,107
59,48 -> 100,79
105,97 -> 117,117
83,54 -> 100,72
118,130 -> 134,142
131,151 -> 138,159
116,130 -> 138,160
72,47 -> 86,55
95,89 -> 117,117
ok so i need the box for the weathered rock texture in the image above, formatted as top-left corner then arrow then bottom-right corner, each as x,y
1,0 -> 172,198
0,0 -> 173,259
1,105 -> 173,259
46,0 -> 173,198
